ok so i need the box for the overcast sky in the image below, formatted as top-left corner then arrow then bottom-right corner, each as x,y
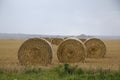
0,0 -> 120,36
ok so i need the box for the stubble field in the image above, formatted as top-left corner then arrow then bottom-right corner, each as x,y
0,39 -> 120,71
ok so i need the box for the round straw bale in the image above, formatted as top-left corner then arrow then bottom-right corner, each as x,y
84,38 -> 106,58
44,37 -> 52,43
57,38 -> 86,63
79,38 -> 86,42
64,37 -> 69,39
18,38 -> 53,66
52,38 -> 64,45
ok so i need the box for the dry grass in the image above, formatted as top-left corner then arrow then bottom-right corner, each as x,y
18,38 -> 53,66
0,39 -> 120,71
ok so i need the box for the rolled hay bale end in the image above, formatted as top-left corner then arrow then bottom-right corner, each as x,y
84,38 -> 106,58
18,38 -> 53,66
57,38 -> 86,63
51,38 -> 64,45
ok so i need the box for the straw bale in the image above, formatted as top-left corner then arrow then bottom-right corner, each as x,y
52,38 -> 64,45
57,38 -> 86,63
84,38 -> 106,58
18,38 -> 53,66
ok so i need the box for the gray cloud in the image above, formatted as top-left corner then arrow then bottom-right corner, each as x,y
0,0 -> 120,36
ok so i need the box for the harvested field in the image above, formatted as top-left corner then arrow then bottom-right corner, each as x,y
0,39 -> 120,71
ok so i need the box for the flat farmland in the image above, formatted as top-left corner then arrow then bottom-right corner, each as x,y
0,39 -> 120,71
